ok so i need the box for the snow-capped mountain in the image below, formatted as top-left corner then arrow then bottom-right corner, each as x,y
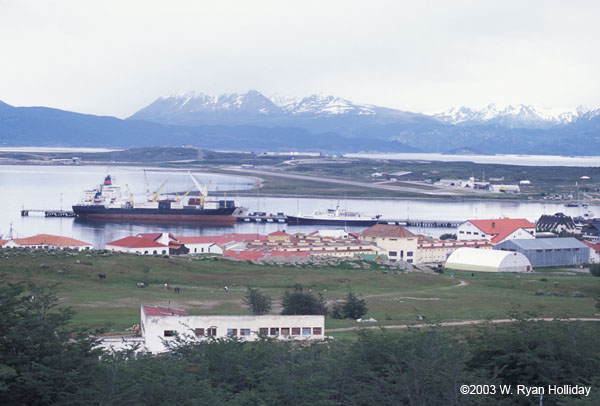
433,103 -> 592,128
270,93 -> 378,116
130,90 -> 399,124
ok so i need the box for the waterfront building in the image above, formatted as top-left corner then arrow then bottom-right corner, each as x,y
495,238 -> 590,267
581,240 -> 600,263
2,234 -> 92,250
416,238 -> 492,264
536,213 -> 577,234
445,247 -> 532,273
359,224 -> 417,263
105,236 -> 168,255
457,218 -> 536,244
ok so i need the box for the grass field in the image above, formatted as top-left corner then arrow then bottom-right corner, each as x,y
1,248 -> 599,338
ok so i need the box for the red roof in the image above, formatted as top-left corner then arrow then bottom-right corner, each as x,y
468,218 -> 536,243
176,233 -> 261,245
143,305 -> 188,317
360,224 -> 416,238
0,239 -> 7,246
11,234 -> 91,247
106,236 -> 167,249
137,232 -> 177,241
581,240 -> 600,253
268,231 -> 289,236
225,250 -> 309,261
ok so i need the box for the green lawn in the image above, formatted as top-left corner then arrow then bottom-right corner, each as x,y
1,249 -> 599,337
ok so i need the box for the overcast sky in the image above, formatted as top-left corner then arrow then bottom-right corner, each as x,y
1,0 -> 599,118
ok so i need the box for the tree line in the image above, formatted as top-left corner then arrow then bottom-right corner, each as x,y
1,282 -> 599,405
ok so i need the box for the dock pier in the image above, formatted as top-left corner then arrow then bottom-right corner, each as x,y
21,209 -> 76,218
236,214 -> 461,228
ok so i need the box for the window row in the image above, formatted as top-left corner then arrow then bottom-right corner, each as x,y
163,327 -> 323,337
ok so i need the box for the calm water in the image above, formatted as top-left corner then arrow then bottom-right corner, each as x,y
1,165 -> 595,247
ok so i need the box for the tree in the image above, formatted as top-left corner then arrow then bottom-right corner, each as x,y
331,292 -> 368,319
342,292 -> 368,319
590,263 -> 600,277
281,291 -> 327,315
243,287 -> 272,315
440,233 -> 457,240
0,282 -> 102,405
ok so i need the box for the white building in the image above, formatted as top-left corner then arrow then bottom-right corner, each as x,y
445,247 -> 532,273
105,236 -> 168,255
141,305 -> 326,353
457,218 -> 536,244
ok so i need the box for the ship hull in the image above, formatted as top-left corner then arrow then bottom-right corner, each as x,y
286,215 -> 380,226
72,205 -> 237,225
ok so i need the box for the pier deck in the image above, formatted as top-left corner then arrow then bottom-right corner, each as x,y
21,209 -> 76,218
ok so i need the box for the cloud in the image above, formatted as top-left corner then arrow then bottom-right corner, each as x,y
0,0 -> 598,117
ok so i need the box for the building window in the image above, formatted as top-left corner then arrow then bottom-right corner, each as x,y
259,327 -> 268,336
227,329 -> 237,336
164,330 -> 176,337
240,329 -> 250,336
389,251 -> 397,256
153,250 -> 157,255
313,327 -> 322,335
194,248 -> 197,253
459,231 -> 464,234
281,327 -> 290,335
207,328 -> 217,336
292,327 -> 301,335
302,327 -> 311,335
194,328 -> 204,336
407,251 -> 413,256
270,328 -> 279,336
407,259 -> 413,264
466,232 -> 471,235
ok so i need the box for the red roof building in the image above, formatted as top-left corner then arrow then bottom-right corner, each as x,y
458,218 -> 536,244
106,236 -> 169,255
6,234 -> 92,249
142,305 -> 189,317
360,224 -> 416,238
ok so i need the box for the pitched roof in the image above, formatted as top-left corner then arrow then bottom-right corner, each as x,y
0,239 -> 8,247
268,230 -> 289,236
581,240 -> 600,253
11,234 -> 91,247
468,218 -> 536,243
106,236 -> 167,249
497,237 -> 587,250
360,224 -> 416,238
176,233 -> 260,245
143,305 -> 189,317
138,232 -> 177,241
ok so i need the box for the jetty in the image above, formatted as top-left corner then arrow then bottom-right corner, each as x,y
21,209 -> 76,218
236,214 -> 462,228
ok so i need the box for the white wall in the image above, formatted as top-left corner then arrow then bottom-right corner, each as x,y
141,311 -> 325,353
106,245 -> 168,255
186,243 -> 223,255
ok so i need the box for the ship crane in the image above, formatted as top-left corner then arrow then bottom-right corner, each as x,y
176,183 -> 197,203
188,171 -> 210,206
143,170 -> 151,202
125,184 -> 134,206
152,180 -> 168,202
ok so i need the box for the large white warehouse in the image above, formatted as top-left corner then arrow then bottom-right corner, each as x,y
445,247 -> 532,273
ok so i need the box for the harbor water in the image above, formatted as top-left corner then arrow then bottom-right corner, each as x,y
0,165 -> 595,248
